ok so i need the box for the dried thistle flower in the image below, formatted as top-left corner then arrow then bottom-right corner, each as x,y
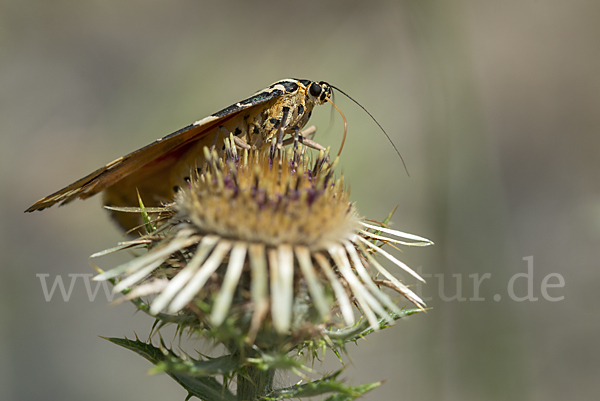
95,136 -> 431,338
93,136 -> 432,400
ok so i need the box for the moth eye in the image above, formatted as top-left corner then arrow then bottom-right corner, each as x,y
309,82 -> 322,97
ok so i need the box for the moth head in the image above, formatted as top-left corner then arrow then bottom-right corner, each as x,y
307,81 -> 332,105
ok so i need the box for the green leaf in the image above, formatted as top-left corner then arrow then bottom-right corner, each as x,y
151,354 -> 239,377
106,337 -> 236,401
246,353 -> 310,373
367,205 -> 398,245
137,190 -> 156,234
381,205 -> 398,226
260,370 -> 381,400
322,381 -> 380,400
324,308 -> 424,344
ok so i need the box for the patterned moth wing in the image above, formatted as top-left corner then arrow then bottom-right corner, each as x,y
25,79 -> 333,231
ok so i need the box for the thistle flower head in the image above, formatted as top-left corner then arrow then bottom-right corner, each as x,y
179,145 -> 360,249
94,137 -> 432,341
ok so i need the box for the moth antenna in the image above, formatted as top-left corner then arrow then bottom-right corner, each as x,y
328,84 -> 410,177
325,91 -> 337,136
325,97 -> 347,157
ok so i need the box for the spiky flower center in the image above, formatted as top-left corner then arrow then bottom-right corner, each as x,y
177,146 -> 360,249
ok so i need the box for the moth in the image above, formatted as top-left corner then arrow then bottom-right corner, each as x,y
25,79 -> 335,231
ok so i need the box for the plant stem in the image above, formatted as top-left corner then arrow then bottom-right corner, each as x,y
237,365 -> 275,401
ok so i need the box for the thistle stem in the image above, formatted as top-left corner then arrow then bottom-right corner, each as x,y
237,365 -> 275,401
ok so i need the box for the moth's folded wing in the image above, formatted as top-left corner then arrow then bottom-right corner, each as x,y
24,116 -> 224,213
24,158 -> 123,212
101,150 -> 183,232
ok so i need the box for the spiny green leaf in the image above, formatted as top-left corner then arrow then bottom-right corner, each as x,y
381,205 -> 398,226
151,354 -> 239,376
106,337 -> 235,401
260,370 -> 381,400
137,190 -> 156,234
323,308 -> 424,344
247,353 -> 310,373
369,205 -> 398,243
322,380 -> 380,401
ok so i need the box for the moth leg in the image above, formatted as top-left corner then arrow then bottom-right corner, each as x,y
297,126 -> 327,159
210,126 -> 230,150
293,127 -> 300,153
299,136 -> 326,152
300,125 -> 317,140
281,125 -> 317,147
270,107 -> 290,159
288,127 -> 300,164
232,135 -> 251,150
277,107 -> 290,148
283,126 -> 326,152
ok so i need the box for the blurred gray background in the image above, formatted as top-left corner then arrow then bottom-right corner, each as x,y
2,1 -> 599,400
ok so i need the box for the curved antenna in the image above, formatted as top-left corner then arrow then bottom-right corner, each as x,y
328,83 -> 409,176
324,90 -> 337,137
325,97 -> 347,157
